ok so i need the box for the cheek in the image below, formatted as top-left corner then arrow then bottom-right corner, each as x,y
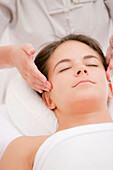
52,73 -> 72,92
94,69 -> 108,97
97,70 -> 107,86
50,72 -> 73,102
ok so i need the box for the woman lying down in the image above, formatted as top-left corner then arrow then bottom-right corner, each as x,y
0,34 -> 113,170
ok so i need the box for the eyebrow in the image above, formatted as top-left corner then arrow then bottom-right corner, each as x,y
53,55 -> 100,72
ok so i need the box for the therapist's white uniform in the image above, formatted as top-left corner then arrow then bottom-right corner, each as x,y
0,0 -> 113,159
0,0 -> 113,50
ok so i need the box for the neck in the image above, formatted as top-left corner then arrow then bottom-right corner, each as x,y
55,107 -> 113,132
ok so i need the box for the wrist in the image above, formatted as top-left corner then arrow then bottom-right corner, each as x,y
9,45 -> 18,67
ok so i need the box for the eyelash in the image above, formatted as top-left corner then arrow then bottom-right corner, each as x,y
59,67 -> 72,73
59,64 -> 98,73
86,64 -> 98,67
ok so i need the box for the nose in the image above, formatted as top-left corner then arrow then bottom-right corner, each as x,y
75,67 -> 88,77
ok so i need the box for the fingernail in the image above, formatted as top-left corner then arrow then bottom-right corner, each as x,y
109,64 -> 112,70
107,71 -> 110,81
28,48 -> 35,55
38,90 -> 43,93
46,81 -> 52,88
27,48 -> 35,55
44,88 -> 50,92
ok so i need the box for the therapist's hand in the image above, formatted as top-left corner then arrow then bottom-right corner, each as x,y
106,35 -> 113,81
12,43 -> 51,93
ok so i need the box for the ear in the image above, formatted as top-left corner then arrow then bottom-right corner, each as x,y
108,82 -> 113,99
42,92 -> 56,110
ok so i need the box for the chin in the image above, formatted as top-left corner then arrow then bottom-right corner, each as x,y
71,90 -> 102,103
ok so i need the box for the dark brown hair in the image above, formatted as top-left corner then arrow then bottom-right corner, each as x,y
34,34 -> 108,96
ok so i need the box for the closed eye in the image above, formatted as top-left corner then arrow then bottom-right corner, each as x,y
59,64 -> 98,73
59,67 -> 72,73
86,64 -> 98,67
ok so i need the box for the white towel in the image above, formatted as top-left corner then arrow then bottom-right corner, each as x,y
33,123 -> 113,170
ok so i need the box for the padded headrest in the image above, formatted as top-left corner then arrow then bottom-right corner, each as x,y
6,73 -> 58,136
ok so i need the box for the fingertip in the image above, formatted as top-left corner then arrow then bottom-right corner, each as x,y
38,90 -> 43,93
49,82 -> 53,89
109,62 -> 112,70
47,81 -> 53,89
107,73 -> 110,81
106,70 -> 110,81
28,48 -> 35,55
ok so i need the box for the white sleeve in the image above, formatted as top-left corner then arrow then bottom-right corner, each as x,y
104,0 -> 113,20
0,0 -> 16,37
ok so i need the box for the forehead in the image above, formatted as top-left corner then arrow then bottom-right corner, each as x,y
51,40 -> 100,61
50,40 -> 100,64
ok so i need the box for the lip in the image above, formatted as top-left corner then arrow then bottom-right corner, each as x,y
73,79 -> 95,88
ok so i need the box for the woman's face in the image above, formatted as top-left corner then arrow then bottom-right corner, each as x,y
45,41 -> 112,113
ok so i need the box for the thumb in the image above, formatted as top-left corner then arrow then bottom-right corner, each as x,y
21,43 -> 35,55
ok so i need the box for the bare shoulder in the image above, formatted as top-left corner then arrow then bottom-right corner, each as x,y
0,135 -> 50,170
30,135 -> 50,164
